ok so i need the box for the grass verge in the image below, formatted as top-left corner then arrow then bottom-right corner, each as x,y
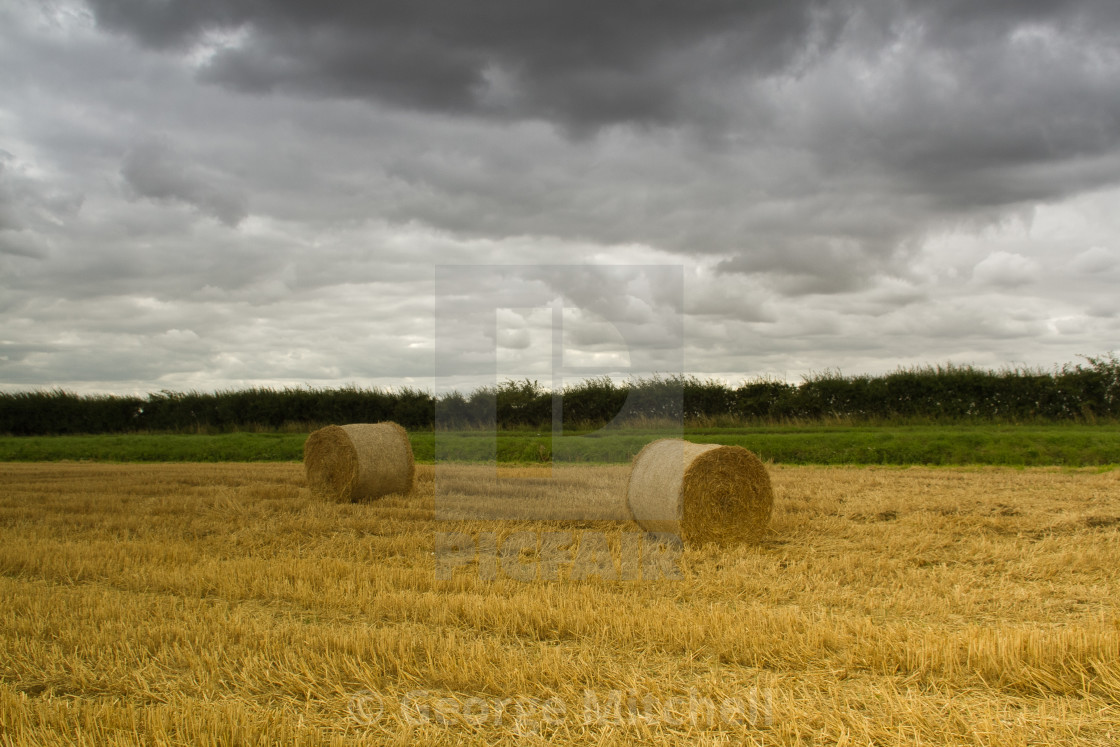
1,425 -> 1119,466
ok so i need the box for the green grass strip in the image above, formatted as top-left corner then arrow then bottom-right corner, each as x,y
2,425 -> 1120,466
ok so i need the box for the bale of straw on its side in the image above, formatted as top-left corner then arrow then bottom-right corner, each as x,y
626,438 -> 773,546
303,422 -> 414,502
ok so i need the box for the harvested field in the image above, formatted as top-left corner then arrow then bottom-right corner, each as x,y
1,462 -> 1119,745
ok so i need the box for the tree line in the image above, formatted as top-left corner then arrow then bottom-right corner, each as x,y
2,356 -> 1119,435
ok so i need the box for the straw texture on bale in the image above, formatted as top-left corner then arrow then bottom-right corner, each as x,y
303,422 -> 414,502
626,439 -> 773,546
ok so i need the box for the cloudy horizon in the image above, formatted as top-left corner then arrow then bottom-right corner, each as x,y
2,0 -> 1119,395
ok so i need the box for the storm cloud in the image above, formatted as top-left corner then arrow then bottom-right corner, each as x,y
1,0 -> 1118,392
90,0 -> 841,125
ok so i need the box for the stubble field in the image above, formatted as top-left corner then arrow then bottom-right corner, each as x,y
1,462 -> 1119,745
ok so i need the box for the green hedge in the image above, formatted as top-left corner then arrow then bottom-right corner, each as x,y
3,355 -> 1119,435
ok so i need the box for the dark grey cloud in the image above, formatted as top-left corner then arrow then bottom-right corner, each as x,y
834,23 -> 1120,207
90,0 -> 842,130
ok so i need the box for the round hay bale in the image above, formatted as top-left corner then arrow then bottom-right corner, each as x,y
303,422 -> 414,502
626,439 -> 772,546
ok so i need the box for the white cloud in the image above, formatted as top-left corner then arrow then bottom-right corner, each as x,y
1070,245 -> 1118,275
971,251 -> 1040,287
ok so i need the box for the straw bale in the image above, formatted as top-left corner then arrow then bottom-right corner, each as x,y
626,438 -> 772,546
303,422 -> 414,502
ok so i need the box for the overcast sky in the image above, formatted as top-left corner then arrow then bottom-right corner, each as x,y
2,0 -> 1119,394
